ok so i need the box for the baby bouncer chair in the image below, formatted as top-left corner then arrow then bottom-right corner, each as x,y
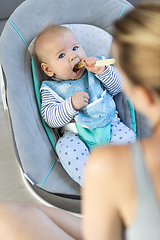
0,0 -> 151,213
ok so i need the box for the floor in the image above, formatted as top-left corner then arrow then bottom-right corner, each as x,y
0,0 -> 151,206
0,92 -> 40,204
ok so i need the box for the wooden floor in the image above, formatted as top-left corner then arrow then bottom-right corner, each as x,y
0,93 -> 82,218
0,92 -> 39,204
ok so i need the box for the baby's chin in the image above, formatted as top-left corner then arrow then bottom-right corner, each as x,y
54,68 -> 85,81
72,67 -> 85,80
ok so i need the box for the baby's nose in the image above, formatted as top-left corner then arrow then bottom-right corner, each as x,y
69,53 -> 77,62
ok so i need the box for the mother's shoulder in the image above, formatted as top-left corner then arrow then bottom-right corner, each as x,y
87,144 -> 132,182
89,144 -> 130,168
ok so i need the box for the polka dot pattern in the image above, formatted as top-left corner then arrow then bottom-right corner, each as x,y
56,131 -> 89,186
110,121 -> 136,145
63,24 -> 113,58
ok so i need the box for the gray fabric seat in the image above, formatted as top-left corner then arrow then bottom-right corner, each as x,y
0,0 -> 151,213
0,0 -> 25,35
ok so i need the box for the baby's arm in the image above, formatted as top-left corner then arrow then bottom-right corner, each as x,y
82,57 -> 106,75
82,57 -> 123,96
41,88 -> 78,128
96,65 -> 123,96
41,88 -> 89,128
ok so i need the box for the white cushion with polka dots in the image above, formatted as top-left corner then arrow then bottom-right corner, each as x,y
63,24 -> 113,58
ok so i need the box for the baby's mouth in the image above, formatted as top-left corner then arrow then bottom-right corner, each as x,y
73,62 -> 84,74
73,66 -> 80,73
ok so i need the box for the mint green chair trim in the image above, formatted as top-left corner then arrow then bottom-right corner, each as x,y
8,19 -> 28,48
8,20 -> 57,187
112,3 -> 126,36
8,20 -> 56,151
31,56 -> 56,151
40,160 -> 56,188
118,4 -> 126,19
127,99 -> 137,138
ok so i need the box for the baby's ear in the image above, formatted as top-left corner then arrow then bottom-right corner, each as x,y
41,63 -> 54,77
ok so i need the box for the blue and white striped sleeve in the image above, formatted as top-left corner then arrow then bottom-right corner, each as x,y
40,88 -> 78,128
95,65 -> 123,96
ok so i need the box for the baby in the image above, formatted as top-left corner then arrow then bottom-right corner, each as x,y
35,25 -> 135,185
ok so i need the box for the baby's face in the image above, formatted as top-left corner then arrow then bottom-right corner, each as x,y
41,30 -> 86,80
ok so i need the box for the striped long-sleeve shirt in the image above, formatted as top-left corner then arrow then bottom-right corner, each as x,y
40,65 -> 123,128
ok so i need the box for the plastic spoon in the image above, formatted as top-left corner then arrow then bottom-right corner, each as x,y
75,58 -> 115,69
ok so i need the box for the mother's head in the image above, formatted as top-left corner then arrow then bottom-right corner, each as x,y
114,2 -> 160,121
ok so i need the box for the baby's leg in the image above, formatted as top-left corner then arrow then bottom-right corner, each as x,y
56,131 -> 89,186
110,121 -> 136,145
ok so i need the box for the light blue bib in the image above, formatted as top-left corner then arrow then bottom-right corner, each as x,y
41,57 -> 116,149
41,70 -> 116,130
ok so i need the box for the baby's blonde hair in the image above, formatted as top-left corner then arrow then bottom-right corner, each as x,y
34,25 -> 70,63
114,2 -> 160,95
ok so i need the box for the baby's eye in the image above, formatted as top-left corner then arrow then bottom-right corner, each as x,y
73,46 -> 78,51
59,53 -> 65,59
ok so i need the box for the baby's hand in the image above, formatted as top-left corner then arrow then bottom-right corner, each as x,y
81,57 -> 106,75
71,91 -> 89,111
